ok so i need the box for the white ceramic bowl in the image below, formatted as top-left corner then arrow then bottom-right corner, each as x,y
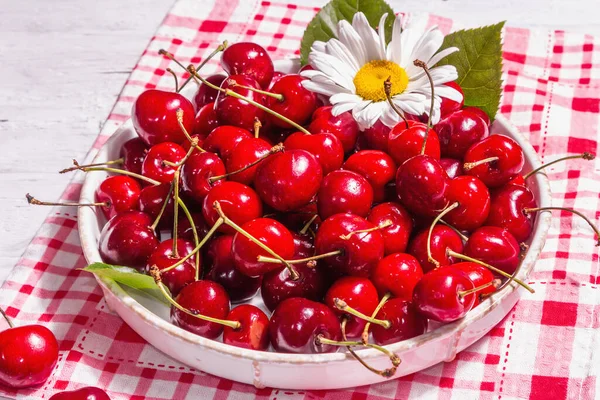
78,59 -> 551,390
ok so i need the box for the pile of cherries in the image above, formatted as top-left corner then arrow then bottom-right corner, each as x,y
28,40 -> 598,378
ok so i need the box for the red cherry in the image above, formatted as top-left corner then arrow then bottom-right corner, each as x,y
180,134 -> 205,153
268,71 -> 285,89
444,176 -> 491,231
343,150 -> 397,203
141,142 -> 186,184
49,387 -> 110,400
215,75 -> 266,131
464,226 -> 521,275
283,132 -> 344,175
206,235 -> 261,303
309,106 -> 359,153
408,225 -> 464,273
94,175 -> 141,219
486,184 -> 537,242
221,42 -> 274,89
254,149 -> 323,212
145,239 -> 197,296
202,181 -> 263,234
120,137 -> 148,175
138,183 -> 174,227
371,253 -> 423,300
192,102 -> 220,138
180,152 -> 226,203
413,266 -> 475,322
435,108 -> 489,159
440,81 -> 464,118
438,158 -> 464,179
315,213 -> 385,277
371,299 -> 427,345
261,263 -> 326,312
463,106 -> 490,126
325,277 -> 379,338
0,324 -> 58,388
453,262 -> 496,307
99,211 -> 159,271
176,212 -> 208,242
269,297 -> 342,354
387,122 -> 441,165
317,170 -> 373,220
171,280 -> 230,339
225,137 -> 271,185
132,89 -> 195,146
202,125 -> 252,161
463,134 -> 525,188
367,202 -> 413,255
232,218 -> 295,277
266,74 -> 317,128
362,120 -> 391,152
193,73 -> 226,109
222,305 -> 270,350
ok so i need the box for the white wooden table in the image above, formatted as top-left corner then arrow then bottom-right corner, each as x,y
0,0 -> 598,396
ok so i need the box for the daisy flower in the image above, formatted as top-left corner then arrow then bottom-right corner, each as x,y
301,12 -> 462,130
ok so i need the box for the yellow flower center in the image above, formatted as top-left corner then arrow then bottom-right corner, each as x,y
353,60 -> 409,102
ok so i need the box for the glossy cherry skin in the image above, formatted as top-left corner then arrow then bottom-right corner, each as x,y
232,218 -> 295,277
49,387 -> 110,400
435,108 -> 489,159
440,81 -> 464,118
221,42 -> 274,89
225,137 -> 271,185
453,262 -> 496,307
413,266 -> 476,323
215,75 -> 266,131
141,142 -> 186,184
222,305 -> 270,350
0,325 -> 58,389
261,263 -> 326,312
372,253 -> 423,300
132,89 -> 195,146
371,299 -> 427,345
176,212 -> 208,243
464,134 -> 525,188
463,106 -> 490,126
367,202 -> 413,255
362,120 -> 390,152
145,239 -> 197,296
202,125 -> 252,162
309,106 -> 359,153
99,211 -> 159,271
202,181 -> 263,234
408,225 -> 465,273
388,122 -> 441,166
267,74 -> 317,128
171,280 -> 230,339
444,176 -> 491,232
486,184 -> 537,242
325,277 -> 379,338
396,155 -> 450,218
464,226 -> 521,275
138,183 -> 174,227
315,213 -> 385,277
95,175 -> 141,220
193,73 -> 227,109
283,132 -> 344,175
180,152 -> 226,203
254,149 -> 323,212
317,170 -> 373,220
439,158 -> 464,179
269,297 -> 342,354
192,102 -> 220,138
120,137 -> 148,174
343,150 -> 397,203
206,235 -> 261,303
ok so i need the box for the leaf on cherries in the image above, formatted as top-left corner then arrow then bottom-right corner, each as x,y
437,21 -> 506,122
82,262 -> 169,304
300,0 -> 395,65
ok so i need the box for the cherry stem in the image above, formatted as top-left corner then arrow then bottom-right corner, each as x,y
446,249 -> 535,293
257,249 -> 342,265
171,170 -> 181,258
177,197 -> 201,279
73,165 -> 160,185
463,156 -> 499,172
458,281 -> 494,299
340,220 -> 393,240
524,207 -> 600,246
150,180 -> 175,230
523,152 -> 595,180
163,137 -> 199,168
213,201 -> 300,280
427,202 -> 460,268
208,143 -> 284,184
168,41 -> 228,92
299,214 -> 319,235
25,194 -> 109,208
413,59 -> 435,153
228,79 -> 284,101
150,265 -> 240,329
176,109 -> 205,153
384,77 -> 409,130
59,158 -> 124,174
166,68 -> 179,92
253,118 -> 261,139
361,292 -> 392,345
160,218 -> 223,274
439,219 -> 469,242
333,298 -> 391,329
0,308 -> 14,328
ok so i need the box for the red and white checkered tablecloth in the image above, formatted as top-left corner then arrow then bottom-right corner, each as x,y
2,0 -> 599,399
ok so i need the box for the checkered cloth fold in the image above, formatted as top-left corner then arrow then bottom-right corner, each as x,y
1,0 -> 599,399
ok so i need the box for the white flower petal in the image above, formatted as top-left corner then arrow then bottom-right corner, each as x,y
311,41 -> 327,53
338,20 -> 368,66
435,85 -> 463,103
387,14 -> 403,63
332,100 -> 361,116
354,101 -> 387,130
427,47 -> 459,67
380,104 -> 402,128
377,13 -> 388,61
352,12 -> 381,61
302,80 -> 347,97
326,39 -> 360,73
311,52 -> 356,90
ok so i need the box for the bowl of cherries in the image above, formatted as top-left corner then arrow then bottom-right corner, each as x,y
63,8 -> 599,389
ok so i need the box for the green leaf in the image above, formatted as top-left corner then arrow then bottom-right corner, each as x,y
82,262 -> 168,304
437,21 -> 506,121
300,0 -> 395,65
